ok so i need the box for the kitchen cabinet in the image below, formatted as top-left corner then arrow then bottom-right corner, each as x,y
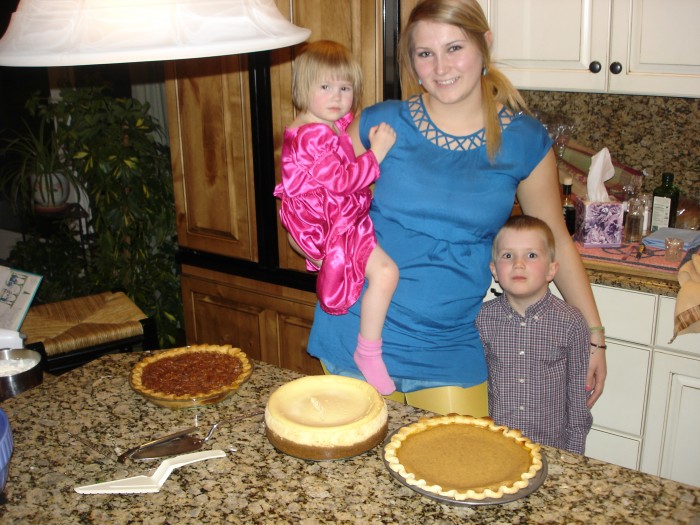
640,296 -> 700,487
180,264 -> 323,376
165,56 -> 258,261
484,0 -> 700,98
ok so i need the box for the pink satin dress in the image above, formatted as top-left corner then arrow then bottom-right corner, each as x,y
273,112 -> 379,315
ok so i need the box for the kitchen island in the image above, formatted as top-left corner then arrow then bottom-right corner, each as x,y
1,353 -> 698,524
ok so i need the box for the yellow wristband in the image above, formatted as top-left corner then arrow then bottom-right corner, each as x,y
589,326 -> 605,333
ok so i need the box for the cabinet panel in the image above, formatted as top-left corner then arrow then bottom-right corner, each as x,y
591,285 -> 656,345
165,56 -> 257,260
591,341 -> 649,436
586,428 -> 640,470
489,0 -> 610,92
641,351 -> 700,486
608,0 -> 700,97
180,264 -> 322,375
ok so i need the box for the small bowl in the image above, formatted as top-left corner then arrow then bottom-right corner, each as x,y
0,348 -> 43,401
0,408 -> 13,495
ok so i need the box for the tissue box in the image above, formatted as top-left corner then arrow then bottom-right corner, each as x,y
574,197 -> 624,248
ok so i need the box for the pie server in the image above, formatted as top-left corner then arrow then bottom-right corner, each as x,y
75,449 -> 226,494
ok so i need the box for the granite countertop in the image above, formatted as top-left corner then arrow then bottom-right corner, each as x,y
1,353 -> 699,524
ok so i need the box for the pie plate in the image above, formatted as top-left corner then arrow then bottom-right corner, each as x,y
129,345 -> 253,409
381,427 -> 548,506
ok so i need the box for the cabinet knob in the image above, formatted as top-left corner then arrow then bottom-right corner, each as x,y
589,61 -> 602,74
609,61 -> 623,75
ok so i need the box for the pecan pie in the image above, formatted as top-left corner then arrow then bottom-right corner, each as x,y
130,344 -> 252,408
384,414 -> 543,501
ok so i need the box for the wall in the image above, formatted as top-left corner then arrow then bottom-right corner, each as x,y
521,91 -> 699,202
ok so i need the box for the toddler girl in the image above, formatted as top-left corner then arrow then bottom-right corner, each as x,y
274,40 -> 398,395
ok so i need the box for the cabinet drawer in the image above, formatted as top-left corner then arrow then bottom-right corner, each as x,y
591,285 -> 656,344
591,342 -> 649,436
655,296 -> 700,356
586,429 -> 640,470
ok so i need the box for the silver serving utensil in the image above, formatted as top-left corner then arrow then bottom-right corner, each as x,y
128,410 -> 264,461
118,425 -> 197,463
75,449 -> 227,494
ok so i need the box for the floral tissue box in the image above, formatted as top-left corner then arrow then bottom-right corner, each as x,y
574,198 -> 624,248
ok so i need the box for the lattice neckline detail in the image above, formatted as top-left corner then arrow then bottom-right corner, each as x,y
408,95 -> 517,151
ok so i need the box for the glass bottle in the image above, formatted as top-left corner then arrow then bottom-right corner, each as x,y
623,197 -> 643,243
639,192 -> 652,236
561,177 -> 576,235
650,173 -> 680,231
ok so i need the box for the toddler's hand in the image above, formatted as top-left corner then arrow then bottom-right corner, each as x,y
368,122 -> 396,164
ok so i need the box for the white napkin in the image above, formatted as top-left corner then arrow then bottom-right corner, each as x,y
586,148 -> 616,202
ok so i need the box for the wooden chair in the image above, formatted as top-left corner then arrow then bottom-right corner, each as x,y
20,291 -> 157,374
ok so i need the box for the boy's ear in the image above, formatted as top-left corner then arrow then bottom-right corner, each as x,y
547,260 -> 559,282
489,261 -> 498,281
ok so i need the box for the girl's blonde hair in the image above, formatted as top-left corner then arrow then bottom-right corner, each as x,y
292,40 -> 363,114
399,0 -> 528,160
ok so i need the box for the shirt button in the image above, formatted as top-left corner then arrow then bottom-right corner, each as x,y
519,378 -> 525,384
533,315 -> 539,320
519,406 -> 525,411
520,321 -> 526,327
519,351 -> 525,356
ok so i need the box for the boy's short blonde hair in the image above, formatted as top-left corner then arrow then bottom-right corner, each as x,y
492,215 -> 557,262
292,40 -> 363,114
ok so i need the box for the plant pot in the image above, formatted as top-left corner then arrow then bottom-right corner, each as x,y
31,172 -> 70,212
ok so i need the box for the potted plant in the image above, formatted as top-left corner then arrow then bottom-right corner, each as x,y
5,84 -> 183,347
0,113 -> 83,215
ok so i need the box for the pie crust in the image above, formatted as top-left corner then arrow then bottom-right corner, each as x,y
130,344 -> 252,408
384,414 -> 543,501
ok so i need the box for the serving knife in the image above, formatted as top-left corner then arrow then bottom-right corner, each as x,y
76,449 -> 226,494
117,425 -> 198,463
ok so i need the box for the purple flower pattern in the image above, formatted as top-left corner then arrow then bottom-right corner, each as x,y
575,200 -> 623,247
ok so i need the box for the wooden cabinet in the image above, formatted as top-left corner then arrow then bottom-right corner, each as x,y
165,56 -> 257,260
180,264 -> 323,376
484,0 -> 700,98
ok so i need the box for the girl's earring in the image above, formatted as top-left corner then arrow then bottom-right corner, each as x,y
418,78 -> 422,85
482,66 -> 488,77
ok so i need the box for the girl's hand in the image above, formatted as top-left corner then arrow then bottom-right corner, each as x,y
368,122 -> 397,164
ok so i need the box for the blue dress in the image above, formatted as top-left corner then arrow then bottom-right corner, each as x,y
307,96 -> 552,392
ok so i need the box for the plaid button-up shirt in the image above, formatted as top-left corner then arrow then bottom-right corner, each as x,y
476,290 -> 592,454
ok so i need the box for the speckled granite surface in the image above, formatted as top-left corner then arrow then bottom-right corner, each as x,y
1,354 -> 698,524
522,91 -> 699,203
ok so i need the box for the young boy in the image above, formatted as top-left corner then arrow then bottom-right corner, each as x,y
476,215 -> 592,454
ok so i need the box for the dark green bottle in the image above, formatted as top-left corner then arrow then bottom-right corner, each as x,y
650,172 -> 680,231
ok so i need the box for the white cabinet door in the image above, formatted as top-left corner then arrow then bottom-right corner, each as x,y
486,0 -> 700,97
586,428 -> 640,470
591,341 -> 650,436
608,0 -> 700,97
489,0 -> 610,92
640,351 -> 700,487
591,284 -> 657,345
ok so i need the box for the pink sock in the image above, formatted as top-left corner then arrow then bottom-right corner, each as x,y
353,335 -> 396,395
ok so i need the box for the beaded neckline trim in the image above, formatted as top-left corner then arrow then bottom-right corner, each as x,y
408,95 -> 517,151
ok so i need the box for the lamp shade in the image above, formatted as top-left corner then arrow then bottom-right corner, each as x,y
0,0 -> 311,67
